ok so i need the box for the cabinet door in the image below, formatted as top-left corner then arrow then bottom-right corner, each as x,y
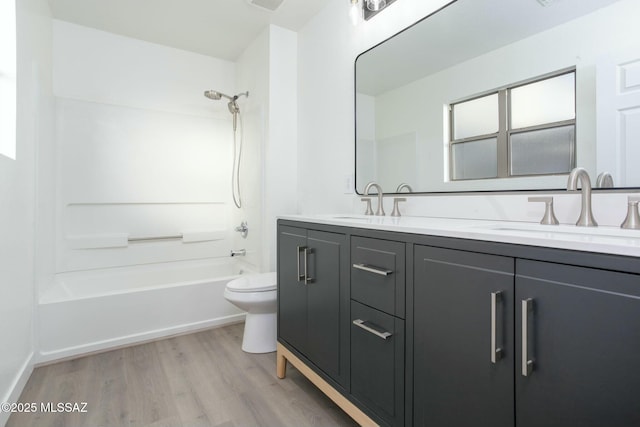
351,301 -> 404,427
516,260 -> 640,427
413,245 -> 514,427
277,226 -> 308,353
306,230 -> 348,383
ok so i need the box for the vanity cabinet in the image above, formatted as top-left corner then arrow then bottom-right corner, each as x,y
277,224 -> 349,388
277,219 -> 640,427
413,245 -> 515,427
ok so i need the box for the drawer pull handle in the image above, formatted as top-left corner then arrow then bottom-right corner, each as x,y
491,291 -> 503,363
352,263 -> 393,276
352,319 -> 393,340
522,298 -> 535,376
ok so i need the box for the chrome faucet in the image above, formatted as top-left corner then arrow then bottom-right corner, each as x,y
567,167 -> 598,227
235,221 -> 248,238
364,182 -> 385,216
395,183 -> 413,193
596,172 -> 614,188
621,197 -> 640,230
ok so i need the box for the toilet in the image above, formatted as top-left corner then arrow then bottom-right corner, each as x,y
224,272 -> 277,353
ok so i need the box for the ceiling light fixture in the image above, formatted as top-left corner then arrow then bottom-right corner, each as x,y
349,0 -> 397,24
366,0 -> 386,11
349,0 -> 362,26
363,0 -> 397,21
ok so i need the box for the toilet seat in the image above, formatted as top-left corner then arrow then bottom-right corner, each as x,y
226,272 -> 276,293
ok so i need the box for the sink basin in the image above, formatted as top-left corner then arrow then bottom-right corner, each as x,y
331,216 -> 372,221
477,223 -> 640,241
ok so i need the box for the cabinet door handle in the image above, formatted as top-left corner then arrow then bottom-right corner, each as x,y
352,319 -> 393,340
303,247 -> 314,284
296,246 -> 306,282
352,263 -> 393,276
491,291 -> 503,363
522,298 -> 535,376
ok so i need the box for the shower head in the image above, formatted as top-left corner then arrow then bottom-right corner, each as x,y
204,90 -> 249,102
204,90 -> 249,130
204,90 -> 234,101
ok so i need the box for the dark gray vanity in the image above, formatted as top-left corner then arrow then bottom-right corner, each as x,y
276,217 -> 640,427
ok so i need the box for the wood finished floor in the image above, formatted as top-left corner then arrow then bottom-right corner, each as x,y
7,323 -> 359,427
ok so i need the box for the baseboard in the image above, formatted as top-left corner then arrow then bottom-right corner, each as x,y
36,313 -> 246,365
1,352 -> 34,427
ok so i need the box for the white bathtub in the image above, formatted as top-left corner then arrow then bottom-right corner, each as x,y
37,259 -> 247,363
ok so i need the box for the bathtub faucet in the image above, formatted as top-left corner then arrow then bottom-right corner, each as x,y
230,249 -> 246,257
235,221 -> 248,238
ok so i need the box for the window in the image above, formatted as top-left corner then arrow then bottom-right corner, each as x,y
0,0 -> 17,160
449,70 -> 576,181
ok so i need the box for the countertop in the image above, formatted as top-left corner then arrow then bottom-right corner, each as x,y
278,214 -> 640,258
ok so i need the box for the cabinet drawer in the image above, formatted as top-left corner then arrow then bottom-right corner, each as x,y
351,236 -> 405,317
351,301 -> 404,427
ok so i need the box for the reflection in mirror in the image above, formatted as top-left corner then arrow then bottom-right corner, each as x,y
355,0 -> 640,194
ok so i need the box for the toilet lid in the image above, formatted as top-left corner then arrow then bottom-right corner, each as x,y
226,272 -> 277,293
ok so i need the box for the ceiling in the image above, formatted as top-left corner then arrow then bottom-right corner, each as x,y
48,0 -> 329,61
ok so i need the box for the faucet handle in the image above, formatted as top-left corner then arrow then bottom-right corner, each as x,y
361,198 -> 374,216
391,198 -> 407,217
621,197 -> 640,229
528,196 -> 559,225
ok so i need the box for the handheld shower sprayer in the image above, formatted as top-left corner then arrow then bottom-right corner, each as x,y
204,91 -> 248,131
204,89 -> 249,209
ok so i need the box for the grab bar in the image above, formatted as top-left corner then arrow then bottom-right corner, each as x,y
128,235 -> 182,243
127,230 -> 225,244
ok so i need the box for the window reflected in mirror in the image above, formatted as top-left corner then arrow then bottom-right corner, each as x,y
448,70 -> 576,181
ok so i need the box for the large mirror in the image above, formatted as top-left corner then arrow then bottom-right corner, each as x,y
355,0 -> 640,194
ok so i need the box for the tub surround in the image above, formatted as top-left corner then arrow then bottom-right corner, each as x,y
279,214 -> 640,257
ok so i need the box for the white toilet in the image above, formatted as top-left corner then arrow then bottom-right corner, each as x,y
224,272 -> 277,353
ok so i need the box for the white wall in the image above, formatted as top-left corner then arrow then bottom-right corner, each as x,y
297,0 -> 456,214
0,0 -> 53,423
265,26 -> 298,271
235,27 -> 268,272
298,0 -> 639,228
236,25 -> 298,272
51,21 -> 239,275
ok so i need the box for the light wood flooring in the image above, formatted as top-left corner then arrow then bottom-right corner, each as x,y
7,323 -> 359,427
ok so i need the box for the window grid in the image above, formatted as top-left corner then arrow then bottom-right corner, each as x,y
449,70 -> 576,181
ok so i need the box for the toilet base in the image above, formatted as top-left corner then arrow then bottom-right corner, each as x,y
242,312 -> 277,353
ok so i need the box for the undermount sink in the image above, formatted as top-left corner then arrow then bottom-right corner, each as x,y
331,216 -> 372,221
478,223 -> 640,240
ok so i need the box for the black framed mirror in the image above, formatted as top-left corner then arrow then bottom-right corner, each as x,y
355,0 -> 640,194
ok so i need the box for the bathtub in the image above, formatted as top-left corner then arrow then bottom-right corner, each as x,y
37,259 -> 248,363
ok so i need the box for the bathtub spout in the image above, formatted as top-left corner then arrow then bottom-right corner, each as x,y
230,249 -> 246,257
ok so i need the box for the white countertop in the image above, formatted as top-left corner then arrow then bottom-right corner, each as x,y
279,214 -> 640,258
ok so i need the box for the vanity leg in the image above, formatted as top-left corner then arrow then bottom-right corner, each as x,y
276,343 -> 287,379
